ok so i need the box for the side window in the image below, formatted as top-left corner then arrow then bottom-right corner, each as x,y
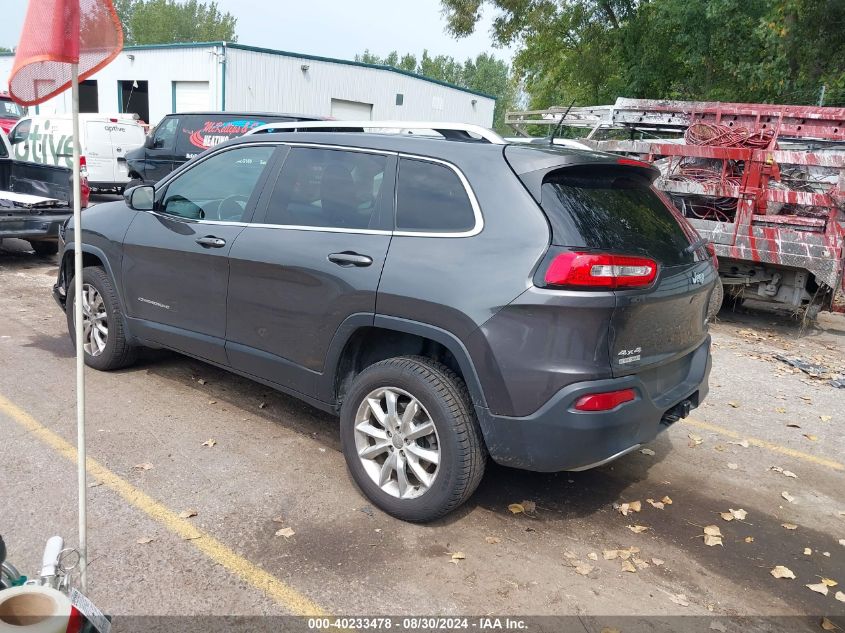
396,158 -> 475,232
9,119 -> 31,145
151,117 -> 179,150
264,147 -> 389,230
160,145 -> 275,222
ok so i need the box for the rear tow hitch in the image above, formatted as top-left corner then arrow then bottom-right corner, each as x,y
661,399 -> 693,426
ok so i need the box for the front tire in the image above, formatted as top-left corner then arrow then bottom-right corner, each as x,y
66,266 -> 137,371
340,356 -> 486,522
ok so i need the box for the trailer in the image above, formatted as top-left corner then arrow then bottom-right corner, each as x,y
508,99 -> 845,317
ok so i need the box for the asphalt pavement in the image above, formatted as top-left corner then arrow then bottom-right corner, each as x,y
0,239 -> 843,630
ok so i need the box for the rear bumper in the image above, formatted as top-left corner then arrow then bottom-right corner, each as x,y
0,214 -> 69,242
475,337 -> 711,472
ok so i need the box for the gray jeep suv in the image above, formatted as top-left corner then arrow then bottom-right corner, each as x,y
53,124 -> 714,521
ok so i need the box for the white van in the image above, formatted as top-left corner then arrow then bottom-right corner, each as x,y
7,114 -> 146,191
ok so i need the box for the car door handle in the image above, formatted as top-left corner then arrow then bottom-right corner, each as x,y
196,236 -> 226,248
328,252 -> 373,267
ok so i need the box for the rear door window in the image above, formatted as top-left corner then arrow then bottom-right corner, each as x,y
175,115 -> 291,159
395,158 -> 476,233
540,167 -> 695,266
263,147 -> 390,230
151,116 -> 179,150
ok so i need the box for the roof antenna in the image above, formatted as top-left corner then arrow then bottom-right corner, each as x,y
550,99 -> 576,145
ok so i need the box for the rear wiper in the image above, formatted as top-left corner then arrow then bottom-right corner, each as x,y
683,237 -> 709,255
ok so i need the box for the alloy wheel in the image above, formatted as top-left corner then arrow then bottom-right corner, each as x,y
353,387 -> 441,500
74,283 -> 108,357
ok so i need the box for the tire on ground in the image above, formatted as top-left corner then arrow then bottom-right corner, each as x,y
707,277 -> 724,320
30,240 -> 59,256
340,355 -> 486,522
66,266 -> 138,371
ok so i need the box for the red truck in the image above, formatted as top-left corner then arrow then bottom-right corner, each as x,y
508,99 -> 845,318
0,92 -> 26,135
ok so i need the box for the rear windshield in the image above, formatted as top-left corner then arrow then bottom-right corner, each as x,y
540,167 -> 695,266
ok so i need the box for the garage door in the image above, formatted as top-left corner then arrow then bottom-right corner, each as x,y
174,81 -> 210,112
330,99 -> 373,120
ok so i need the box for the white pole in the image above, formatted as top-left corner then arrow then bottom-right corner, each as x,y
71,61 -> 88,593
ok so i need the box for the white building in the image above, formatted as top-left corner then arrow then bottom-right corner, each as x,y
0,42 -> 495,128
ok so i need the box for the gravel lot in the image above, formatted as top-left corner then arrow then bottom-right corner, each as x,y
1,236 -> 843,630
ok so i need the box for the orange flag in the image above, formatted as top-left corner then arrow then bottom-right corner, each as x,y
8,0 -> 123,106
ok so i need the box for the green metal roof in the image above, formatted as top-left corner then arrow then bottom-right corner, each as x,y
2,41 -> 497,101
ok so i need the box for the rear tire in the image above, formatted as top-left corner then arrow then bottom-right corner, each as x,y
30,240 -> 59,256
66,266 -> 137,371
340,356 -> 486,522
707,277 -> 724,320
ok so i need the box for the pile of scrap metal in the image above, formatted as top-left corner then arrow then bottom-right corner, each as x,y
508,99 -> 845,317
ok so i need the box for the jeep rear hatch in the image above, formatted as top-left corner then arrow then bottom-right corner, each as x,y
506,145 -> 715,377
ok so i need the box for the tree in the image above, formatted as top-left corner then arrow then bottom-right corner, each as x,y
355,49 -> 516,131
441,0 -> 845,108
115,0 -> 237,45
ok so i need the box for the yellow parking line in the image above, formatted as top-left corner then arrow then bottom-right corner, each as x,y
683,417 -> 843,471
0,392 -> 327,616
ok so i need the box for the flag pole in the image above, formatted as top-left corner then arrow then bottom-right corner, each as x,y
71,58 -> 88,594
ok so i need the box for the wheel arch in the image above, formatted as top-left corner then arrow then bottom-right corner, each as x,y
320,314 -> 487,411
59,244 -> 127,315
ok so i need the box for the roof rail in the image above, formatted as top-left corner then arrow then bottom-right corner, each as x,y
244,120 -> 507,145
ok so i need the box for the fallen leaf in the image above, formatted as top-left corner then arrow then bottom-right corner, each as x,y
272,515 -> 285,523
836,591 -> 845,603
821,578 -> 838,587
621,559 -> 637,573
652,557 -> 665,566
485,536 -> 501,545
508,503 -> 525,514
800,395 -> 812,402
587,552 -> 598,561
647,498 -> 665,509
783,470 -> 797,478
688,433 -> 703,446
669,593 -> 690,607
136,537 -> 154,544
840,539 -> 845,547
728,439 -> 749,448
728,402 -> 739,408
133,462 -> 153,471
627,524 -> 649,533
727,463 -> 739,470
563,550 -> 578,561
825,552 -> 831,557
806,582 -> 829,596
575,563 -> 594,576
731,508 -> 748,520
662,496 -> 673,505
820,415 -> 832,422
786,423 -> 802,428
603,550 -> 619,560
782,491 -> 796,503
782,523 -> 798,530
633,557 -> 650,569
197,378 -> 207,385
804,548 -> 813,555
804,434 -> 818,442
821,617 -> 837,630
258,402 -> 267,409
451,552 -> 465,562
617,500 -> 642,516
714,444 -> 726,452
179,509 -> 197,519
275,527 -> 295,538
745,536 -> 755,543
87,480 -> 103,488
720,512 -> 735,522
704,525 -> 723,537
201,438 -> 217,447
704,534 -> 723,547
775,407 -> 787,414
771,565 -> 796,579
182,534 -> 202,541
520,500 -> 537,513
640,448 -> 656,456
208,400 -> 217,405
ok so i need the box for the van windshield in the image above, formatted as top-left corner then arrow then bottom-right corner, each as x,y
540,166 -> 696,266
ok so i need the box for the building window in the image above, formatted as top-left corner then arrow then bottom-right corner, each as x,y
395,93 -> 404,106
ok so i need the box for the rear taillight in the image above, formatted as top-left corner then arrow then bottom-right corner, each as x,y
705,242 -> 718,270
543,252 -> 658,289
574,388 -> 636,412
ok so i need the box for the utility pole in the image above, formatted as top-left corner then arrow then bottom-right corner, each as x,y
818,84 -> 826,106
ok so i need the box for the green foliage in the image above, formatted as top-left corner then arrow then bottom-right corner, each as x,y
442,0 -> 845,108
115,0 -> 237,45
355,49 -> 516,131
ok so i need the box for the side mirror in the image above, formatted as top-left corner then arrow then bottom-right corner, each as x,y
144,135 -> 156,149
125,185 -> 155,211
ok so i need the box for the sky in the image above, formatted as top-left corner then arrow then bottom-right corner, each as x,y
0,0 -> 515,64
